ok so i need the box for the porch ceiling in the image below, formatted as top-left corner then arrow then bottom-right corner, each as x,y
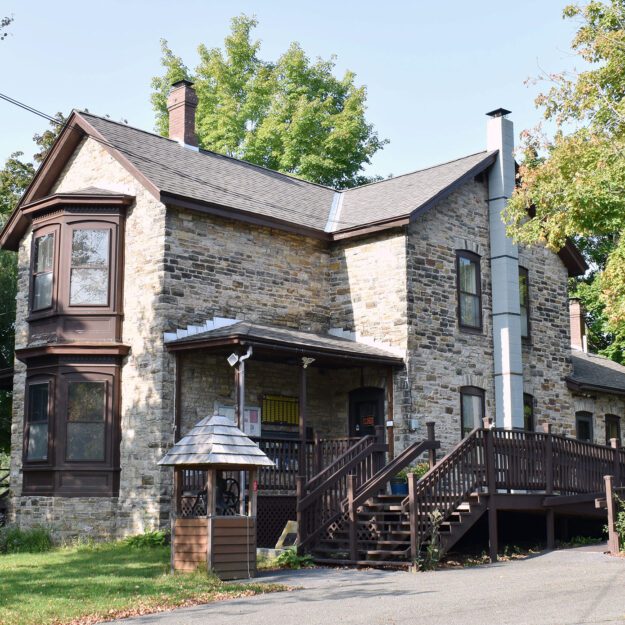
164,321 -> 404,367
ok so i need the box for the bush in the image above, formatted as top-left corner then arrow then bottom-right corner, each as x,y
395,462 -> 430,481
274,547 -> 314,569
123,530 -> 169,548
0,525 -> 53,554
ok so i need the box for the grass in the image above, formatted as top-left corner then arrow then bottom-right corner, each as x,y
0,542 -> 287,625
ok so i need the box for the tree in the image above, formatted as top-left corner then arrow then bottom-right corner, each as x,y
0,116 -> 64,452
1,16 -> 13,41
151,15 -> 386,188
505,0 -> 625,358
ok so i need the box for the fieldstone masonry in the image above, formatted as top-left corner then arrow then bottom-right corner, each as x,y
7,137 -> 602,540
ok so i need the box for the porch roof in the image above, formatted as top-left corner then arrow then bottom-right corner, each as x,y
164,321 -> 404,366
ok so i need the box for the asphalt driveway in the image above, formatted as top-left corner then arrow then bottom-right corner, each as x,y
112,546 -> 625,625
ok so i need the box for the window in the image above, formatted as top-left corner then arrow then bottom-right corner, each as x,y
460,386 -> 485,437
523,393 -> 534,432
261,395 -> 299,426
605,414 -> 621,445
456,251 -> 482,330
575,411 -> 593,442
69,229 -> 110,305
66,381 -> 106,461
22,365 -> 120,497
32,232 -> 55,310
26,383 -> 49,461
519,267 -> 530,340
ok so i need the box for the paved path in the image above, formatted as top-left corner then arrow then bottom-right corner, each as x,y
114,547 -> 625,625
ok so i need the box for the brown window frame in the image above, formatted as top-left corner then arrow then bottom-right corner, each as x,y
456,250 -> 483,333
460,386 -> 485,438
519,266 -> 530,342
605,414 -> 621,445
29,224 -> 60,314
23,376 -> 54,464
523,393 -> 534,432
22,360 -> 121,497
575,411 -> 594,443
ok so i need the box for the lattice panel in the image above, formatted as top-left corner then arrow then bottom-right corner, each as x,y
257,495 -> 296,548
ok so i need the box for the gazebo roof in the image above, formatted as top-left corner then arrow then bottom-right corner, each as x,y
158,414 -> 274,467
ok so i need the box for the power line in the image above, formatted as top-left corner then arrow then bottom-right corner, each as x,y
0,92 -> 365,229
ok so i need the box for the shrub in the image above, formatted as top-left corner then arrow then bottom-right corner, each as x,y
0,525 -> 53,554
395,462 -> 430,481
123,530 -> 169,548
614,495 -> 625,550
274,547 -> 314,569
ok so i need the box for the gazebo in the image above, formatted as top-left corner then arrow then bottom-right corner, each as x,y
159,414 -> 274,579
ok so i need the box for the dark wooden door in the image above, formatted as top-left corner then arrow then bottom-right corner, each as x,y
349,387 -> 384,438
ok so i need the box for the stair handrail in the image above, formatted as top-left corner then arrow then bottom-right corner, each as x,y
350,437 -> 440,510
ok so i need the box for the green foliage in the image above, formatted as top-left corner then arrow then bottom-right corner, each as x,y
274,546 -> 314,569
123,530 -> 169,548
415,509 -> 443,571
613,495 -> 625,549
151,14 -> 387,188
395,462 -> 430,481
0,526 -> 53,554
505,1 -> 625,340
1,16 -> 13,41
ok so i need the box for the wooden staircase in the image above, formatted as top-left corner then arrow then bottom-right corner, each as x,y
297,425 -> 625,568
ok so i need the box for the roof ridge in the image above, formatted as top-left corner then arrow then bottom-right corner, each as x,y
342,150 -> 495,193
77,110 -> 337,192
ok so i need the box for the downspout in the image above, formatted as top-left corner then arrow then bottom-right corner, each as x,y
486,109 -> 524,429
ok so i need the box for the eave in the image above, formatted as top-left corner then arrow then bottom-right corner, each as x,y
565,377 -> 625,397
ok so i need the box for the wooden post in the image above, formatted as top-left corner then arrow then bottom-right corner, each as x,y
408,472 -> 418,567
546,509 -> 555,550
248,469 -> 257,517
299,363 -> 308,477
611,439 -> 621,486
315,433 -> 323,474
605,475 -> 620,555
426,421 -> 436,468
386,368 -> 395,461
296,475 -> 305,554
170,467 -> 179,573
206,469 -> 216,573
545,428 -> 553,496
347,474 -> 358,562
485,427 -> 498,562
374,425 -> 386,473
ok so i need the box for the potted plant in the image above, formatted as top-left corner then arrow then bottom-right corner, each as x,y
390,462 -> 430,495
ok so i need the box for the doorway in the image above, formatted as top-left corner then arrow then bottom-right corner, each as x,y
348,387 -> 385,438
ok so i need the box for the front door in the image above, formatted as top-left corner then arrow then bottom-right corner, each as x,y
349,387 -> 384,438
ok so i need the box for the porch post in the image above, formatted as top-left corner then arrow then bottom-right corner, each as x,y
611,439 -> 621,486
386,368 -> 395,460
605,475 -> 619,555
299,362 -> 308,476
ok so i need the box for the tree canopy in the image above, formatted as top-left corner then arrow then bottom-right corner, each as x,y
505,0 -> 625,360
151,15 -> 387,189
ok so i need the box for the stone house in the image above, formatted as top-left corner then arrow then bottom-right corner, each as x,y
1,81 -> 624,542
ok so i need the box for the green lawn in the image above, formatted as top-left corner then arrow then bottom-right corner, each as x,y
0,542 -> 286,625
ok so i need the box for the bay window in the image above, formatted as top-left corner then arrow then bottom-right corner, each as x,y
69,228 -> 110,306
25,382 -> 50,461
32,231 -> 55,310
66,381 -> 106,461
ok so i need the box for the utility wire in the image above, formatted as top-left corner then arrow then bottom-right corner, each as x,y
0,92 -> 364,229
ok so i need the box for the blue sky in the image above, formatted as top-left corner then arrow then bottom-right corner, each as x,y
0,0 -> 580,178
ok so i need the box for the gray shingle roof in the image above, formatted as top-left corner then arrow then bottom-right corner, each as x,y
569,351 -> 625,394
165,320 -> 403,364
338,151 -> 497,229
158,414 -> 274,467
78,112 -> 496,233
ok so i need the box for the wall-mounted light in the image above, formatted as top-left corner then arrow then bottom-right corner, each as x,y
227,353 -> 239,367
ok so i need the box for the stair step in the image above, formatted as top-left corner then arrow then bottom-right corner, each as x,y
312,557 -> 411,569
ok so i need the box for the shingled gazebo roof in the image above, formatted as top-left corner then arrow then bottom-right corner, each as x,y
158,415 -> 274,468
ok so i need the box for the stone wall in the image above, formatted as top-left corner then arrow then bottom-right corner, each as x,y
162,207 -> 331,333
9,137 -> 173,540
570,392 -> 625,445
519,245 -> 574,435
402,179 -> 494,453
178,352 -> 389,439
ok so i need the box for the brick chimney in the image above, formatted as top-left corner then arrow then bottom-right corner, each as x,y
569,298 -> 587,352
167,80 -> 198,147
